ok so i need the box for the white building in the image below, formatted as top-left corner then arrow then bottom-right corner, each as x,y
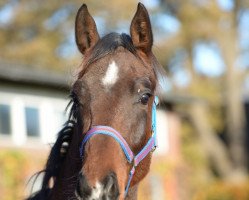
0,61 -> 70,149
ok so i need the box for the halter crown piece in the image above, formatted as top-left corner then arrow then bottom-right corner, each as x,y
79,96 -> 159,196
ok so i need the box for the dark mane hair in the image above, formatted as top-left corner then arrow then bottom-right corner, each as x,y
87,33 -> 137,65
26,91 -> 82,200
27,32 -> 161,199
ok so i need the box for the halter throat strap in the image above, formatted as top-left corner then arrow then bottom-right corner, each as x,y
79,96 -> 159,195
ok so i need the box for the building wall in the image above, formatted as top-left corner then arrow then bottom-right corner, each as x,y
0,82 -> 69,148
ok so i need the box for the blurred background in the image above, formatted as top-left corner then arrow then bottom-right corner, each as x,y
0,0 -> 249,199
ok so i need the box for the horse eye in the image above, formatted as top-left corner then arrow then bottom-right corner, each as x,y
140,93 -> 151,105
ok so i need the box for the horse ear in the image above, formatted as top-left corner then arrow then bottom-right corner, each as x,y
75,4 -> 100,55
130,3 -> 153,55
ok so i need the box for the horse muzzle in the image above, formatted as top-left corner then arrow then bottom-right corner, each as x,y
75,172 -> 120,200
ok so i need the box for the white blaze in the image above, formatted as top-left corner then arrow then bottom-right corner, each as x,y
102,61 -> 119,87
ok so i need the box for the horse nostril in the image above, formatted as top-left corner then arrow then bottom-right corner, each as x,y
103,172 -> 120,199
76,172 -> 119,199
76,173 -> 92,198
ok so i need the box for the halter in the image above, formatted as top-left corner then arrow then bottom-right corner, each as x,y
79,96 -> 159,195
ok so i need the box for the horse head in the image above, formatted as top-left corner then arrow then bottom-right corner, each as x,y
73,3 -> 159,199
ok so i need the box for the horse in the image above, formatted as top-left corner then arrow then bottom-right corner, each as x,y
27,3 -> 161,200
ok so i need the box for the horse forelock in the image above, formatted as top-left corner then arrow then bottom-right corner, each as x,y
77,32 -> 161,87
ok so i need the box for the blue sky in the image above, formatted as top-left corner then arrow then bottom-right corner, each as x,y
0,2 -> 15,26
193,42 -> 225,77
217,0 -> 234,11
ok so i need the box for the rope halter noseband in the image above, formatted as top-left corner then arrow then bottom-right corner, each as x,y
79,96 -> 159,195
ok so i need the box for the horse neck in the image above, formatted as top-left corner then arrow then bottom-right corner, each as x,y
50,132 -> 82,200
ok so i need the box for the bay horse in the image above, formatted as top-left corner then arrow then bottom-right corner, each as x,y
27,3 -> 160,200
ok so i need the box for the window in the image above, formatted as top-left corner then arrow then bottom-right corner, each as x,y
0,104 -> 11,135
25,107 -> 40,137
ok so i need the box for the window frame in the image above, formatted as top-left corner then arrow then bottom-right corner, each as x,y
0,90 -> 68,148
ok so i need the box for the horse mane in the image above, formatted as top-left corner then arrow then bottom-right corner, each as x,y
26,91 -> 81,200
26,32 -> 161,200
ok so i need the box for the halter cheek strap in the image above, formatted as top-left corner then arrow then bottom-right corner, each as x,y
79,96 -> 159,195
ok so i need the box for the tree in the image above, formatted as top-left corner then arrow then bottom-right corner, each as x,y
158,0 -> 248,180
0,0 -> 140,72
